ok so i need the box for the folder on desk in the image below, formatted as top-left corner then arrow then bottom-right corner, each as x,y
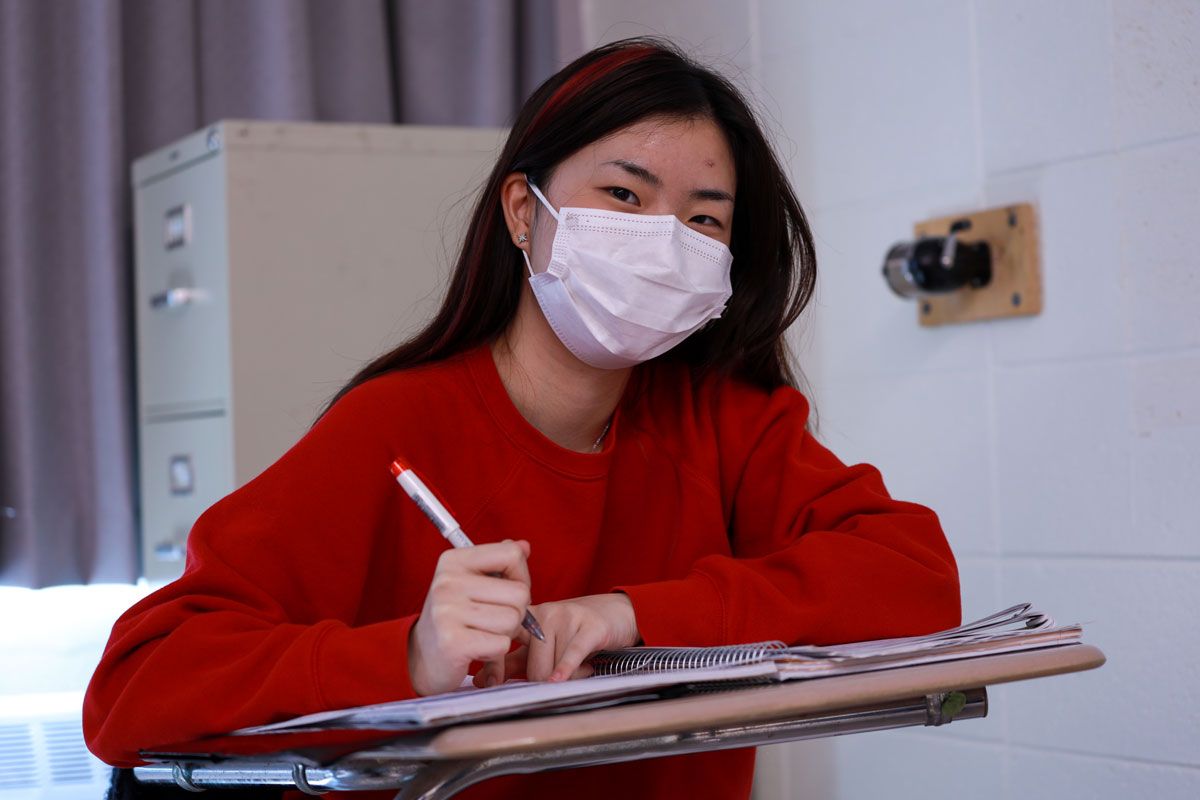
234,602 -> 1082,735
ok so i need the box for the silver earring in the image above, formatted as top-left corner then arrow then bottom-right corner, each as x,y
516,232 -> 528,244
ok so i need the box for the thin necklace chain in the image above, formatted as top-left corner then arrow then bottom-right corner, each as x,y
591,417 -> 613,453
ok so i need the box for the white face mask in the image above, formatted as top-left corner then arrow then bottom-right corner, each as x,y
521,179 -> 734,369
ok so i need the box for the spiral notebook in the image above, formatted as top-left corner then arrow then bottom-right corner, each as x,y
235,602 -> 1082,734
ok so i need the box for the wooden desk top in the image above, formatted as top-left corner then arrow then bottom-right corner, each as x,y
406,644 -> 1105,760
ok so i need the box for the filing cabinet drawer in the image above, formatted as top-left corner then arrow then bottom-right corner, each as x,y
138,413 -> 233,582
133,153 -> 231,414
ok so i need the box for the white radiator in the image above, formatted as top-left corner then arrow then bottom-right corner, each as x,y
0,693 -> 110,800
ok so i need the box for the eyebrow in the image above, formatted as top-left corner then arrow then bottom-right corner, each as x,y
601,159 -> 734,203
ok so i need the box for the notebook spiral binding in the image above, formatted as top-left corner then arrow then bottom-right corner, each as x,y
588,641 -> 788,676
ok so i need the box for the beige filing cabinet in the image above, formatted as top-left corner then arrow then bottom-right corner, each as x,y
132,120 -> 505,581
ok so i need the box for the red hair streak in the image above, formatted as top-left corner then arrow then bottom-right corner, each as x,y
527,45 -> 657,138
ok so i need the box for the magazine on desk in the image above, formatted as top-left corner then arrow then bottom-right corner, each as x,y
235,602 -> 1082,735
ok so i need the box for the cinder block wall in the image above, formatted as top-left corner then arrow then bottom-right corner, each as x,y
581,1 -> 1200,797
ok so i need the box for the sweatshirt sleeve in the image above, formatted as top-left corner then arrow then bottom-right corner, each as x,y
82,381 -> 419,767
615,378 -> 961,648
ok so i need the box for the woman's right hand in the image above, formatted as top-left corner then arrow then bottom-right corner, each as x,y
407,539 -> 533,696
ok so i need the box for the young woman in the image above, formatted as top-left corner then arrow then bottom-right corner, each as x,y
85,36 -> 960,800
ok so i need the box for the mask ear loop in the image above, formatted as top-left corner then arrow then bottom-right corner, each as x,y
526,179 -> 561,222
521,178 -> 562,278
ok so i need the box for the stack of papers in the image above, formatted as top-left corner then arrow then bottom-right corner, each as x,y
234,602 -> 1081,734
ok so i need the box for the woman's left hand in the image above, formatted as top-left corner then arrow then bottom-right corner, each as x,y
474,592 -> 641,687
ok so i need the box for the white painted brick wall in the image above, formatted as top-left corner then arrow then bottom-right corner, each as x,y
1120,138 -> 1200,351
756,0 -> 981,212
1008,746 -> 1200,798
975,0 -> 1117,172
579,0 -> 1199,794
992,360 -> 1136,556
755,0 -> 1200,797
1000,559 -> 1200,765
983,154 -> 1127,363
1111,0 -> 1200,149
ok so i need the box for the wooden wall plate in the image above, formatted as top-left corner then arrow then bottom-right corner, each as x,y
913,203 -> 1042,326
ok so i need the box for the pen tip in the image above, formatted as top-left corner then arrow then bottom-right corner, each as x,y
390,459 -> 408,477
525,613 -> 546,642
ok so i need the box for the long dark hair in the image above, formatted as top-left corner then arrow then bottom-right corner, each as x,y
316,36 -> 817,423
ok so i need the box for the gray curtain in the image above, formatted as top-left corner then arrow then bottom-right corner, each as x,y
0,0 -> 584,588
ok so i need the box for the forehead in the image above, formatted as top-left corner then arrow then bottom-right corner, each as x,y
565,116 -> 736,190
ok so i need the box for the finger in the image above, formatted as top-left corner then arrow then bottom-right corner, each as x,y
428,570 -> 529,611
459,629 -> 515,664
526,626 -> 557,682
457,601 -> 524,638
512,615 -> 533,646
568,662 -> 595,680
456,574 -> 532,611
504,645 -> 529,680
488,539 -> 532,588
550,631 -> 601,683
471,661 -> 501,688
449,540 -> 532,585
474,658 -> 505,688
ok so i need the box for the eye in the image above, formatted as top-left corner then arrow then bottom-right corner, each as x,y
690,215 -> 724,228
605,186 -> 639,205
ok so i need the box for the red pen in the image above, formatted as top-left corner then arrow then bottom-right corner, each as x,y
390,458 -> 545,642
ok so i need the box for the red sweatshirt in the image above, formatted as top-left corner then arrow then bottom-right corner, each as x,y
83,341 -> 960,800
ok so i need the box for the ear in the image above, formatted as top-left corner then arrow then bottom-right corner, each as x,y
499,172 -> 536,249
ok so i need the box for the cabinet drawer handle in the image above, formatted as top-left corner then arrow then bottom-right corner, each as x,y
150,287 -> 207,310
